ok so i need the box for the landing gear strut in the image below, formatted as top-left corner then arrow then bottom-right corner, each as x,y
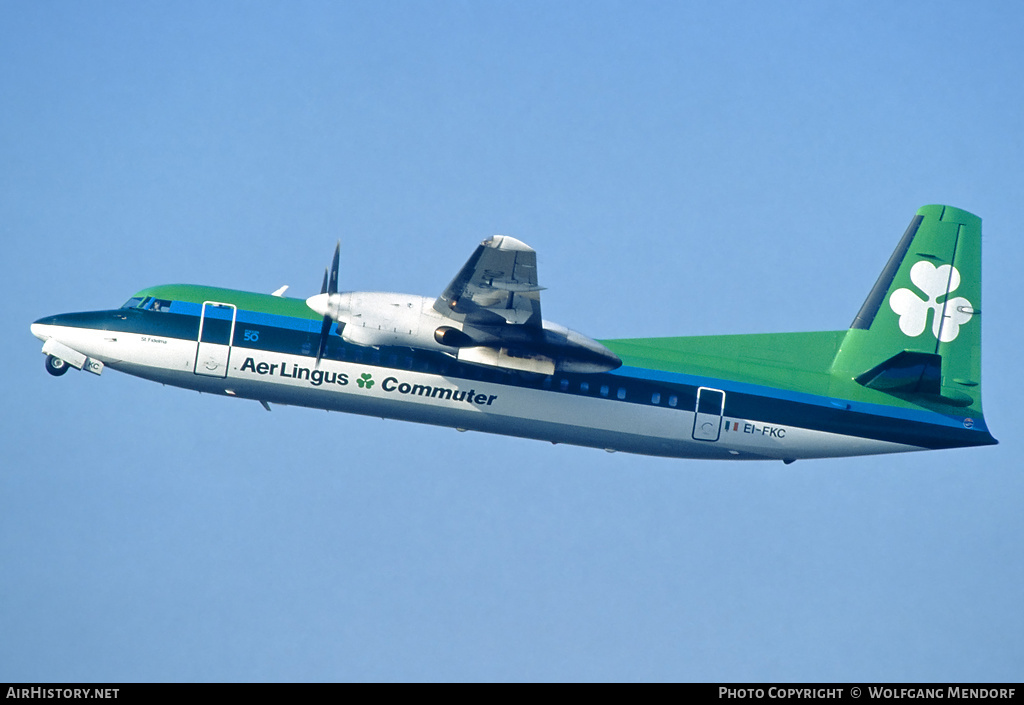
45,354 -> 70,377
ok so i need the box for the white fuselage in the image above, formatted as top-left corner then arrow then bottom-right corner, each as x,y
30,320 -> 919,461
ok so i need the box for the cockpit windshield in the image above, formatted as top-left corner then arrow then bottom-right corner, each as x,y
120,296 -> 172,311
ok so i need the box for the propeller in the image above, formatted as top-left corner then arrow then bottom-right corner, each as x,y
312,242 -> 341,368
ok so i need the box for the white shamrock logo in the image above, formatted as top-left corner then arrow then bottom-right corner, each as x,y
889,261 -> 973,342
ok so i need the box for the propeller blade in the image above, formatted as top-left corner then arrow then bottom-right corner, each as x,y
315,314 -> 332,368
314,241 -> 342,369
328,241 -> 340,295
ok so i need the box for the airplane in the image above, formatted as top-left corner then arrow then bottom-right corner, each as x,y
30,204 -> 996,462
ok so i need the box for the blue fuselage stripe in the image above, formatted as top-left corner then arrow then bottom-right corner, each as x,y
38,307 -> 995,450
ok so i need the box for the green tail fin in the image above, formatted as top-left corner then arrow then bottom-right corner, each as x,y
832,205 -> 985,412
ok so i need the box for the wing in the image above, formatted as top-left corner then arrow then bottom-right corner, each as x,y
433,235 -> 545,328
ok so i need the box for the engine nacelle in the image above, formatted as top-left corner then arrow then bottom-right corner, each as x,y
307,290 -> 620,373
310,292 -> 444,350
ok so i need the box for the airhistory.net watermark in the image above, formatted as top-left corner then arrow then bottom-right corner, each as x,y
6,689 -> 118,699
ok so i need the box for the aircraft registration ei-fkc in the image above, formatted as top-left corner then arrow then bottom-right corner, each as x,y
31,205 -> 996,462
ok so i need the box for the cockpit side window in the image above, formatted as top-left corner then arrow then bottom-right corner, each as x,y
146,298 -> 172,312
120,296 -> 172,311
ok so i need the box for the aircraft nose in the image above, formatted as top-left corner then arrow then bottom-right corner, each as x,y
31,313 -> 73,342
30,317 -> 56,341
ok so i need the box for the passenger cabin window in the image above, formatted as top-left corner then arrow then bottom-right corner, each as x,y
616,387 -> 626,400
600,385 -> 609,397
668,395 -> 678,407
651,392 -> 661,404
580,382 -> 590,393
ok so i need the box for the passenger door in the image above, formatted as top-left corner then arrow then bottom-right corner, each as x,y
194,302 -> 237,378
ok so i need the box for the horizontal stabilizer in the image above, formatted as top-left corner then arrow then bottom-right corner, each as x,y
855,351 -> 941,395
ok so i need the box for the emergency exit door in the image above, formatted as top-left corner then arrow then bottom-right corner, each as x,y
692,387 -> 725,441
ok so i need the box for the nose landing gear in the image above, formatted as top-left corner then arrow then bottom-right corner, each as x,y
45,354 -> 70,377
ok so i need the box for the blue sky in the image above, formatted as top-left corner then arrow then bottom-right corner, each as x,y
2,0 -> 1022,682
